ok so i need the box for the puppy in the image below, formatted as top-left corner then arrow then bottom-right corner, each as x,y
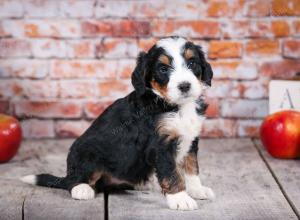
21,37 -> 214,211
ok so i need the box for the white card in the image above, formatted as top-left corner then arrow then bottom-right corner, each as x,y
269,80 -> 300,114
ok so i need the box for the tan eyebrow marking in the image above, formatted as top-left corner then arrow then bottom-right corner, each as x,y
158,54 -> 170,65
184,48 -> 195,60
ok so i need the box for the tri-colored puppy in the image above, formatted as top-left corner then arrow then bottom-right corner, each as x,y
21,36 -> 215,210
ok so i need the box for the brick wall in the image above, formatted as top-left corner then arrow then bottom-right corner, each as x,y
0,0 -> 300,139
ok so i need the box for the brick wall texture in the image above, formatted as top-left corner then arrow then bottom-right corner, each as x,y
0,0 -> 300,139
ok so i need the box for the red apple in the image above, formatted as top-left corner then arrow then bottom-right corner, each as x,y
260,110 -> 300,159
0,114 -> 22,163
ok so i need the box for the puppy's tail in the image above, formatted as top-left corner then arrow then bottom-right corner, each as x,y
20,174 -> 68,190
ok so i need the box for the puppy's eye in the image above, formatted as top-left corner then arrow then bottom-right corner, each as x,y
187,59 -> 197,69
158,65 -> 169,74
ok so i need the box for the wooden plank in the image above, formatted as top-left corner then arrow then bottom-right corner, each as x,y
0,139 -> 62,220
0,139 -> 104,220
24,187 -> 104,220
108,139 -> 298,220
0,139 -> 72,180
254,139 -> 300,217
0,179 -> 33,220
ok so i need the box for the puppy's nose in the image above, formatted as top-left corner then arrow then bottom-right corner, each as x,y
178,82 -> 191,93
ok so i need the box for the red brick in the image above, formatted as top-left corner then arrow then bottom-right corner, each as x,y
84,100 -> 114,119
138,38 -> 158,52
0,80 -> 23,98
207,0 -> 229,17
259,60 -> 300,78
24,0 -> 59,18
14,100 -> 82,118
20,80 -> 58,98
152,20 -> 221,38
117,59 -> 136,79
21,119 -> 55,138
0,20 -> 25,38
210,61 -> 258,80
97,38 -> 138,59
283,39 -> 300,58
207,80 -> 267,99
201,119 -> 236,138
0,21 -> 9,37
249,21 -> 272,38
294,20 -> 300,36
113,20 -> 150,37
95,1 -> 166,18
205,99 -> 219,118
271,20 -> 290,37
164,0 -> 200,18
207,0 -> 246,17
96,1 -> 199,19
95,0 -> 134,18
0,0 -> 24,18
59,80 -> 97,98
66,40 -> 96,58
0,39 -> 31,57
51,60 -> 95,78
208,41 -> 242,59
59,0 -> 94,18
98,80 -> 131,98
271,0 -> 300,16
81,20 -> 150,37
222,20 -> 250,39
25,20 -> 80,38
233,81 -> 268,99
31,39 -> 67,58
50,60 -> 117,79
245,0 -> 271,17
0,59 -> 48,78
136,1 -> 166,18
221,99 -> 268,118
55,59 -> 134,80
4,79 -> 89,103
55,120 -> 91,138
0,100 -> 9,113
206,80 -> 233,98
245,40 -> 280,57
81,20 -> 112,37
237,120 -> 262,137
96,1 -> 198,19
151,20 -> 175,36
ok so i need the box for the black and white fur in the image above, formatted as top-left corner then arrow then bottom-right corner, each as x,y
21,37 -> 214,211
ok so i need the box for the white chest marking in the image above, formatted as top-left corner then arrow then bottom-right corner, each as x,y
160,102 -> 204,163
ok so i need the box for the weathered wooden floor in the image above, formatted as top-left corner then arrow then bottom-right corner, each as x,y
0,139 -> 299,220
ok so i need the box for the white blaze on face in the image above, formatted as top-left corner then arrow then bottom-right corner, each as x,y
156,38 -> 203,105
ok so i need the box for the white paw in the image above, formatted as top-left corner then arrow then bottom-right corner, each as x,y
185,175 -> 215,200
166,191 -> 198,211
187,186 -> 215,200
71,184 -> 95,200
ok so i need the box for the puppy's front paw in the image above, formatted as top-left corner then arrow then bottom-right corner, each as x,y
166,191 -> 198,211
71,183 -> 95,200
188,186 -> 215,200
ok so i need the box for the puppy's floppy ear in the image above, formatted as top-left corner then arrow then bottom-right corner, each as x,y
131,52 -> 147,96
196,46 -> 213,86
